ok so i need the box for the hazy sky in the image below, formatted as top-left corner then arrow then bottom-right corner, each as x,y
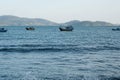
0,0 -> 120,23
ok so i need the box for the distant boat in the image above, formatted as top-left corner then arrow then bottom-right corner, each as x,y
112,28 -> 120,31
0,28 -> 7,32
26,27 -> 35,30
59,25 -> 74,31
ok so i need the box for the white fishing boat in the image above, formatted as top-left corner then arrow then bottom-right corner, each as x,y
59,25 -> 73,31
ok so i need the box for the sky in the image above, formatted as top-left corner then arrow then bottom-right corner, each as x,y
0,0 -> 120,24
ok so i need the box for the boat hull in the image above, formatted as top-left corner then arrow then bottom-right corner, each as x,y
0,30 -> 7,32
59,28 -> 73,31
112,28 -> 120,31
26,27 -> 35,30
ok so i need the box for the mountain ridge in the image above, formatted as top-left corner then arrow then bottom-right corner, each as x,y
0,15 -> 58,26
0,15 -> 118,26
63,20 -> 115,27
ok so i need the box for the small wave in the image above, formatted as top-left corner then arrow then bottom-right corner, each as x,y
0,44 -> 77,48
98,75 -> 120,80
0,44 -> 79,52
0,44 -> 120,53
0,74 -> 120,80
82,46 -> 120,51
0,48 -> 70,52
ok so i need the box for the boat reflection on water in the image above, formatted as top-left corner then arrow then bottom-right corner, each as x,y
59,25 -> 74,31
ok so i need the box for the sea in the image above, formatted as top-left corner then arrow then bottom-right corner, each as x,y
0,26 -> 120,80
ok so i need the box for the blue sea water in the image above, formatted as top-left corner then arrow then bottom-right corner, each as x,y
0,26 -> 120,80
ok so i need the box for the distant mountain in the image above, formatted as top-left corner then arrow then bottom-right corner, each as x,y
0,15 -> 117,26
64,20 -> 114,27
0,15 -> 58,26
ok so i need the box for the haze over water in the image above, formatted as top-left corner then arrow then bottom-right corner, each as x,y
0,26 -> 120,80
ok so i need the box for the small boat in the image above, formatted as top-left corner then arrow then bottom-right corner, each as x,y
112,28 -> 120,31
59,25 -> 73,31
0,28 -> 7,32
26,27 -> 35,30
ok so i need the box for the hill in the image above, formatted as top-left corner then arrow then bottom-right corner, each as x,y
0,15 -> 58,26
0,15 -> 117,26
63,20 -> 114,27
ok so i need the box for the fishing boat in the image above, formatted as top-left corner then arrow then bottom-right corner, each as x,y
59,25 -> 73,31
0,28 -> 7,32
26,27 -> 35,30
112,28 -> 120,31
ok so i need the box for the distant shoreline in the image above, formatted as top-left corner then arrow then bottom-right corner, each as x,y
0,15 -> 119,27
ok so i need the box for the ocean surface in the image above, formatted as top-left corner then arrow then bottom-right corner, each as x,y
0,26 -> 120,80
